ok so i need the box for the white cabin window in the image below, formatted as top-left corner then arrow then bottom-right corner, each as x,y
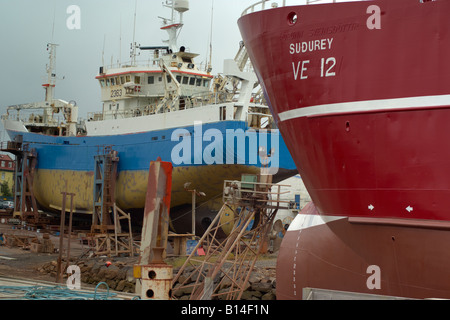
148,76 -> 154,84
196,78 -> 202,86
106,79 -> 110,86
189,77 -> 195,85
111,78 -> 115,86
176,75 -> 182,83
126,75 -> 131,82
135,76 -> 141,84
182,77 -> 189,85
121,76 -> 125,84
203,79 -> 210,87
100,79 -> 105,87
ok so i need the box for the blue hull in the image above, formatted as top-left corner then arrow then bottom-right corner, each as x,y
6,120 -> 297,232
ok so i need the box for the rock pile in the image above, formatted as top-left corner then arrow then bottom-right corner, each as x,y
37,259 -> 136,293
172,266 -> 276,300
36,258 -> 277,300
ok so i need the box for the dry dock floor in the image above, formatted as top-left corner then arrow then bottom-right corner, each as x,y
0,223 -> 277,300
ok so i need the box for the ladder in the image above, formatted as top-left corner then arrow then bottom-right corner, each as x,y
234,41 -> 249,72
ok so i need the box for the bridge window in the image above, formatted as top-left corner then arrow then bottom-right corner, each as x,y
148,76 -> 154,84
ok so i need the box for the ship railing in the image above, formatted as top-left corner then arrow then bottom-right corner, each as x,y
242,0 -> 286,16
87,89 -> 268,122
102,59 -> 209,74
1,110 -> 61,126
87,91 -> 233,122
242,0 -> 356,16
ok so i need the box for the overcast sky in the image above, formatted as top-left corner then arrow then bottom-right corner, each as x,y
1,0 -> 359,129
1,0 -> 283,119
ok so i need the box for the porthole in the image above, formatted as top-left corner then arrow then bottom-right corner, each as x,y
287,12 -> 298,26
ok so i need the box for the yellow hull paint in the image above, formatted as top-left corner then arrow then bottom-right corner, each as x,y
33,165 -> 261,214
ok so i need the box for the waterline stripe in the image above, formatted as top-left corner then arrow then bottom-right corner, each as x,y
279,94 -> 450,121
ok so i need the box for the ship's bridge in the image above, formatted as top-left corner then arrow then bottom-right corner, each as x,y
94,45 -> 213,120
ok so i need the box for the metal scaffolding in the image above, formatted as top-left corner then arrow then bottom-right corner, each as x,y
90,146 -> 134,257
171,173 -> 290,300
1,138 -> 42,225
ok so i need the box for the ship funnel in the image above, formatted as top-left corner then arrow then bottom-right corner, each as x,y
174,0 -> 189,13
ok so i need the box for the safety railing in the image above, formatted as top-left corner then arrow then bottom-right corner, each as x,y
242,0 -> 346,16
242,0 -> 286,16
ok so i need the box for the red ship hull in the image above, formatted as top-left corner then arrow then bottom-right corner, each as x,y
238,0 -> 450,299
277,203 -> 450,299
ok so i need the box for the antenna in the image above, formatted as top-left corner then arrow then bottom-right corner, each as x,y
51,0 -> 56,41
131,0 -> 138,66
102,34 -> 106,66
208,0 -> 214,72
132,0 -> 137,45
119,15 -> 122,65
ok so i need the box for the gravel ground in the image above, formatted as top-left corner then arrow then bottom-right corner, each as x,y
0,223 -> 279,285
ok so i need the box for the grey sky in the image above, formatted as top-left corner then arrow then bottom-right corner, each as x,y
2,0 -> 352,131
0,0 -> 275,120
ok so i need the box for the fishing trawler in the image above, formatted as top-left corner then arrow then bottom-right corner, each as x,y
239,0 -> 450,299
2,0 -> 296,234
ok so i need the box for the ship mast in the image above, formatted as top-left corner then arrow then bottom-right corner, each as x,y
43,43 -> 58,101
160,0 -> 189,53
